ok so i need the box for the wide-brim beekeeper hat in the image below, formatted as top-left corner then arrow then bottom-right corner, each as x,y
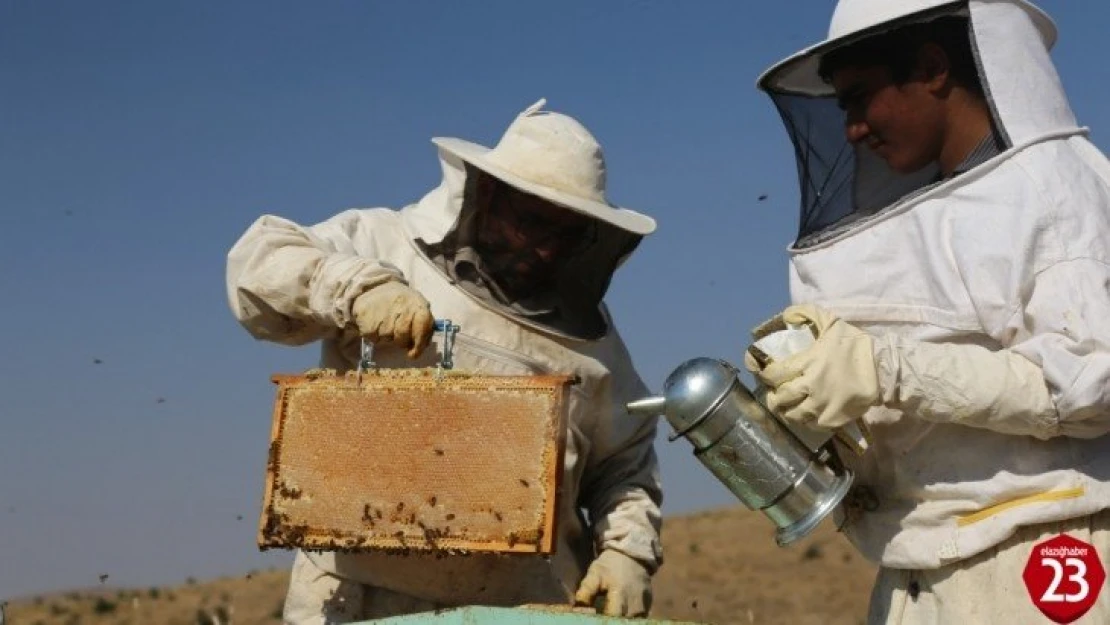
431,99 -> 656,236
757,0 -> 1057,96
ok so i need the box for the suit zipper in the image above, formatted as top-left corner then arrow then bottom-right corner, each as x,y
452,332 -> 553,376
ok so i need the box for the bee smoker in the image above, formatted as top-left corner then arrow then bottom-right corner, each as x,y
628,357 -> 853,546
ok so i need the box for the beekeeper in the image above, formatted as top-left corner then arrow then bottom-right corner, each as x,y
226,99 -> 662,622
747,1 -> 1110,622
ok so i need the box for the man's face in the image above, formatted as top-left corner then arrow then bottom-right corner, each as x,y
476,183 -> 595,297
832,63 -> 946,174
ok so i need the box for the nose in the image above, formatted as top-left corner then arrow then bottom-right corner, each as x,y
534,240 -> 558,262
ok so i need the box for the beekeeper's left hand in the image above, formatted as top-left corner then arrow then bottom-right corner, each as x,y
745,304 -> 879,429
573,549 -> 652,617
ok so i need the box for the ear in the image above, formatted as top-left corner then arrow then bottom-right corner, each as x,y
917,42 -> 951,93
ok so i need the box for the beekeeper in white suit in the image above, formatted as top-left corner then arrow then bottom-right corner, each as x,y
226,100 -> 662,622
747,1 -> 1110,623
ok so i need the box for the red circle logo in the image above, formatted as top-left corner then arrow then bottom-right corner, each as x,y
1023,533 -> 1106,624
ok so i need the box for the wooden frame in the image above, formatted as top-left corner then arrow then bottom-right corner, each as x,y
258,369 -> 573,555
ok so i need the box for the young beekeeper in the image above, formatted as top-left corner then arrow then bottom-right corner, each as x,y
747,1 -> 1110,622
227,99 -> 662,622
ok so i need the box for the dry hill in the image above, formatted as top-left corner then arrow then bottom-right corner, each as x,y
4,506 -> 875,625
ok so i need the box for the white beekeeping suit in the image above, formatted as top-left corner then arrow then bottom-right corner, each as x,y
754,1 -> 1110,623
227,100 -> 662,622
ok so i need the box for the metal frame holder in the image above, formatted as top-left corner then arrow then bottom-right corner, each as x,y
357,318 -> 461,382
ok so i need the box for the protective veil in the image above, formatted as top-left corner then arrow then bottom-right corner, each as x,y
758,0 -> 1110,570
226,103 -> 662,610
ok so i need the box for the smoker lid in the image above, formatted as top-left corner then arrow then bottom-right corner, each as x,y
661,357 -> 739,435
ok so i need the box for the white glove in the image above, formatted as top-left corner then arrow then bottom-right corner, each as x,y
351,281 -> 434,359
744,304 -> 879,429
746,304 -> 1061,439
573,550 -> 652,617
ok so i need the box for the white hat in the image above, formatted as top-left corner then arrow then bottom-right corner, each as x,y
757,0 -> 1057,96
432,99 -> 656,236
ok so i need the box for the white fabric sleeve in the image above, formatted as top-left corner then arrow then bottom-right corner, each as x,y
875,258 -> 1110,440
579,355 -> 664,573
875,336 -> 1060,439
226,210 -> 405,346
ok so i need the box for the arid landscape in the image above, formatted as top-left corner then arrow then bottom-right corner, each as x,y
3,506 -> 875,625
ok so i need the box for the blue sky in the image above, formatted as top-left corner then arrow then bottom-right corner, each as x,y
1,0 -> 1106,600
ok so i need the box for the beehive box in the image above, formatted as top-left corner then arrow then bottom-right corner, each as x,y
259,368 -> 574,555
367,606 -> 706,624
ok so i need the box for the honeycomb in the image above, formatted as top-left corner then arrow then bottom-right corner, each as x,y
259,368 -> 573,555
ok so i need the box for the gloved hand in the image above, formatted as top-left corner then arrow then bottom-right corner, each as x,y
744,304 -> 879,429
573,550 -> 652,617
351,281 -> 434,359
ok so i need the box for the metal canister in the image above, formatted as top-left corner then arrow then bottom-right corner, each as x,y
628,357 -> 853,546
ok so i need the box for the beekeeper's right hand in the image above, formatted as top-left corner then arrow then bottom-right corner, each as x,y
352,281 -> 434,359
574,549 -> 652,617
